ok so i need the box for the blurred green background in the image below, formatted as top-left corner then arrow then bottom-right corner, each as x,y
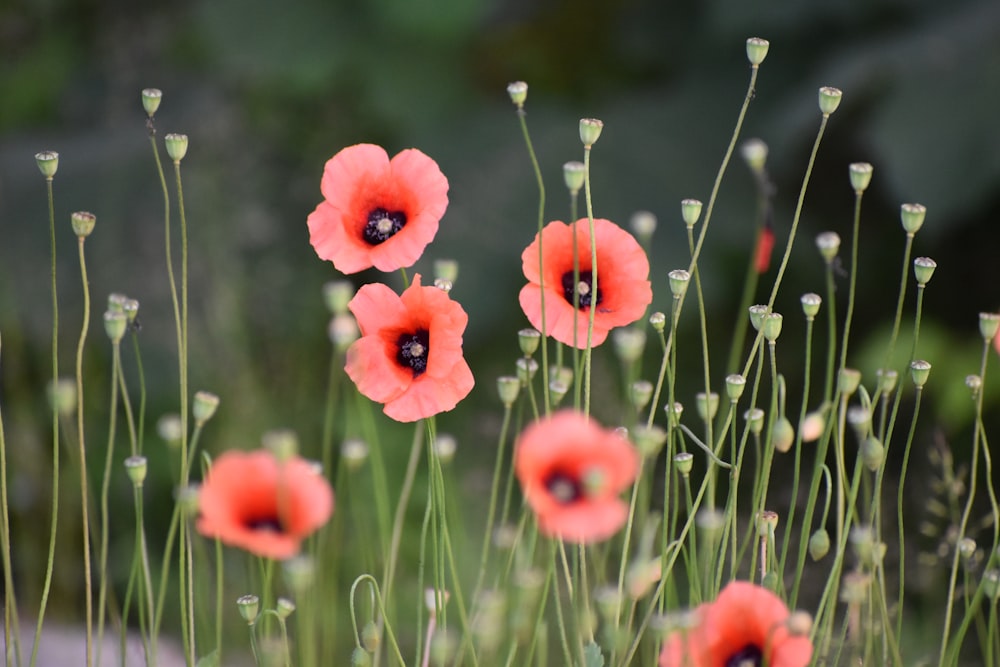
2,0 -> 1000,649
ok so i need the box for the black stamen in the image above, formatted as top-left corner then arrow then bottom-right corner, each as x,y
561,270 -> 602,309
244,515 -> 284,533
363,207 -> 407,245
544,471 -> 582,505
397,329 -> 430,377
725,644 -> 763,667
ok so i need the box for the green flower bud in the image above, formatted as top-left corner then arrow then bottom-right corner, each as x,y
497,376 -> 520,407
958,537 -> 977,561
579,118 -> 604,148
124,455 -> 147,487
104,310 -> 127,344
323,280 -> 354,314
910,360 -> 931,388
979,312 -> 1000,342
809,529 -> 831,560
762,571 -> 780,593
800,293 -> 821,319
351,646 -> 372,667
745,408 -> 765,435
236,594 -> 259,625
725,374 -> 746,401
507,81 -> 528,109
900,203 -> 926,235
36,151 -> 59,179
164,133 -> 188,162
816,231 -> 841,263
518,328 -> 541,357
695,391 -> 719,421
771,416 -> 795,453
740,138 -> 768,173
849,162 -> 873,194
192,390 -> 220,426
818,86 -> 843,116
861,437 -> 884,472
71,211 -> 96,238
745,37 -> 770,66
361,620 -> 380,652
982,570 -> 1000,602
680,199 -> 703,227
141,88 -> 162,117
913,256 -> 937,286
668,269 -> 690,298
563,161 -> 585,195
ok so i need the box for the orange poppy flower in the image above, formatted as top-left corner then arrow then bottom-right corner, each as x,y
308,143 -> 449,274
754,223 -> 775,274
659,581 -> 813,667
519,218 -> 652,348
515,411 -> 639,543
345,274 -> 474,422
197,450 -> 334,560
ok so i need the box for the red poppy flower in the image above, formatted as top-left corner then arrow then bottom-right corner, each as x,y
659,581 -> 813,667
519,218 -> 652,349
197,450 -> 334,560
308,143 -> 449,274
514,411 -> 639,543
345,274 -> 474,422
754,224 -> 775,274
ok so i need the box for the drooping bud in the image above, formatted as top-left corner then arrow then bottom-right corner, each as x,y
861,437 -> 884,472
809,529 -> 831,560
771,416 -> 795,453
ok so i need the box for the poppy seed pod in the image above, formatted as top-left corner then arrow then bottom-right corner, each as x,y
141,88 -> 162,116
36,151 -> 59,179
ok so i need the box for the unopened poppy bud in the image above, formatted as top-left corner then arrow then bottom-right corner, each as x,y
630,380 -> 653,411
341,439 -> 368,470
800,411 -> 825,443
861,437 -> 884,472
518,328 -> 541,357
579,118 -> 604,148
433,433 -> 457,463
47,378 -> 76,417
630,210 -> 657,243
983,570 -> 1000,601
71,211 -> 96,238
668,270 -> 690,298
966,374 -> 982,398
649,311 -> 666,332
124,455 -> 148,486
787,611 -> 813,637
913,257 -> 937,286
157,413 -> 183,448
283,555 -> 315,593
516,357 -> 538,385
877,368 -> 898,395
141,88 -> 162,116
36,151 -> 59,179
123,298 -> 140,323
632,425 -> 667,458
745,407 -> 765,435
740,138 -> 768,172
745,37 -> 770,66
507,81 -> 528,109
756,510 -> 779,537
276,597 -> 296,619
329,314 -> 360,351
900,203 -> 926,235
164,133 -> 188,162
725,374 -> 746,401
104,311 -> 127,344
816,231 -> 841,263
192,390 -> 220,426
838,368 -> 861,396
563,161 -> 585,195
497,376 -> 521,407
666,401 -> 684,427
323,280 -> 354,314
361,620 -> 380,652
351,646 -> 372,667
762,312 -> 783,342
771,416 -> 795,453
748,304 -> 769,331
849,162 -> 873,194
680,199 -> 702,227
434,258 -> 459,284
910,360 -> 931,388
263,428 -> 298,462
674,452 -> 693,476
800,293 -> 821,319
979,312 -> 1000,342
108,293 -> 128,313
809,528 -> 830,560
236,594 -> 260,625
818,87 -> 843,116
613,327 -> 646,364
695,392 -> 719,421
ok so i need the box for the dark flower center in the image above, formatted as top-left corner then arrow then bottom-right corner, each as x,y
561,270 -> 602,309
397,329 -> 430,377
363,207 -> 407,245
544,471 -> 582,505
244,514 -> 284,533
725,644 -> 763,667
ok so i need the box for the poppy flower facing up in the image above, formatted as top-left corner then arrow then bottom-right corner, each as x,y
345,274 -> 474,423
308,143 -> 449,274
197,449 -> 334,560
659,581 -> 813,667
515,411 -> 639,543
519,218 -> 652,349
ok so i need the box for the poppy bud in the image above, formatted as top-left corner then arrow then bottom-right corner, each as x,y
674,452 -> 693,476
838,368 -> 861,396
861,437 -> 884,472
745,408 -> 765,435
668,270 -> 690,298
629,380 -> 653,412
748,304 -> 769,331
771,416 -> 794,453
516,357 -> 538,385
361,620 -> 380,652
809,529 -> 830,560
351,646 -> 372,667
649,311 -> 666,332
695,392 -> 719,421
876,368 -> 898,395
762,312 -> 783,342
277,597 -> 296,619
979,312 -> 1000,342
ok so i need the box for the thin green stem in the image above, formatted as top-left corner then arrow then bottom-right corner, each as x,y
0,339 -> 22,667
75,235 -> 94,667
96,342 -> 123,666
